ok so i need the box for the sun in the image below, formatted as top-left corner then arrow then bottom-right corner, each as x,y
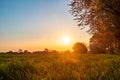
62,36 -> 71,45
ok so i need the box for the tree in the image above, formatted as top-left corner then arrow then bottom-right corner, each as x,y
44,48 -> 49,53
69,0 -> 120,53
69,0 -> 120,32
90,33 -> 106,53
24,50 -> 30,54
89,32 -> 116,53
73,42 -> 88,53
7,50 -> 13,54
18,49 -> 23,53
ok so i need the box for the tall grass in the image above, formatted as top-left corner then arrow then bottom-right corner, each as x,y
0,53 -> 120,80
0,58 -> 40,80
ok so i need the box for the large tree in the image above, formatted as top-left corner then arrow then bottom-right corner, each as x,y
69,0 -> 120,53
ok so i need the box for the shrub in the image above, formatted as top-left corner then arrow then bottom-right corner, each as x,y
73,42 -> 88,53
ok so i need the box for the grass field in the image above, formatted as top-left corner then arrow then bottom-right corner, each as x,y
0,53 -> 120,80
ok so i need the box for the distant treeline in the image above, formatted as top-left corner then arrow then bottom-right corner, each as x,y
0,48 -> 69,54
0,49 -> 58,54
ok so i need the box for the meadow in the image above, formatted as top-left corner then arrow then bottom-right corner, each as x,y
0,53 -> 120,80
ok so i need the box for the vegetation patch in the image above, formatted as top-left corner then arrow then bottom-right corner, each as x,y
0,53 -> 120,80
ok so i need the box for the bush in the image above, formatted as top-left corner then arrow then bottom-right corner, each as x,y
73,42 -> 88,53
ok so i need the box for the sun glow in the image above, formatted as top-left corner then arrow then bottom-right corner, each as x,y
62,36 -> 71,45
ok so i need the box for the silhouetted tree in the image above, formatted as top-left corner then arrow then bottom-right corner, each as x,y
90,33 -> 106,53
90,32 -> 116,53
44,48 -> 49,53
7,51 -> 13,54
73,42 -> 88,53
18,49 -> 23,53
69,0 -> 120,53
24,50 -> 30,54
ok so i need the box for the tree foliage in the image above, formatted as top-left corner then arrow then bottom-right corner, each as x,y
70,0 -> 120,32
73,42 -> 88,53
90,32 -> 116,53
69,0 -> 120,53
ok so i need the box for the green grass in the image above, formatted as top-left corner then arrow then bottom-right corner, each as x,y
0,53 -> 120,80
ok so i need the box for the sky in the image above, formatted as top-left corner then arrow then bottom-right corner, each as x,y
0,0 -> 90,52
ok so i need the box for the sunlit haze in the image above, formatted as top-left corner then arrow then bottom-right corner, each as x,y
0,0 -> 90,52
62,36 -> 71,45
